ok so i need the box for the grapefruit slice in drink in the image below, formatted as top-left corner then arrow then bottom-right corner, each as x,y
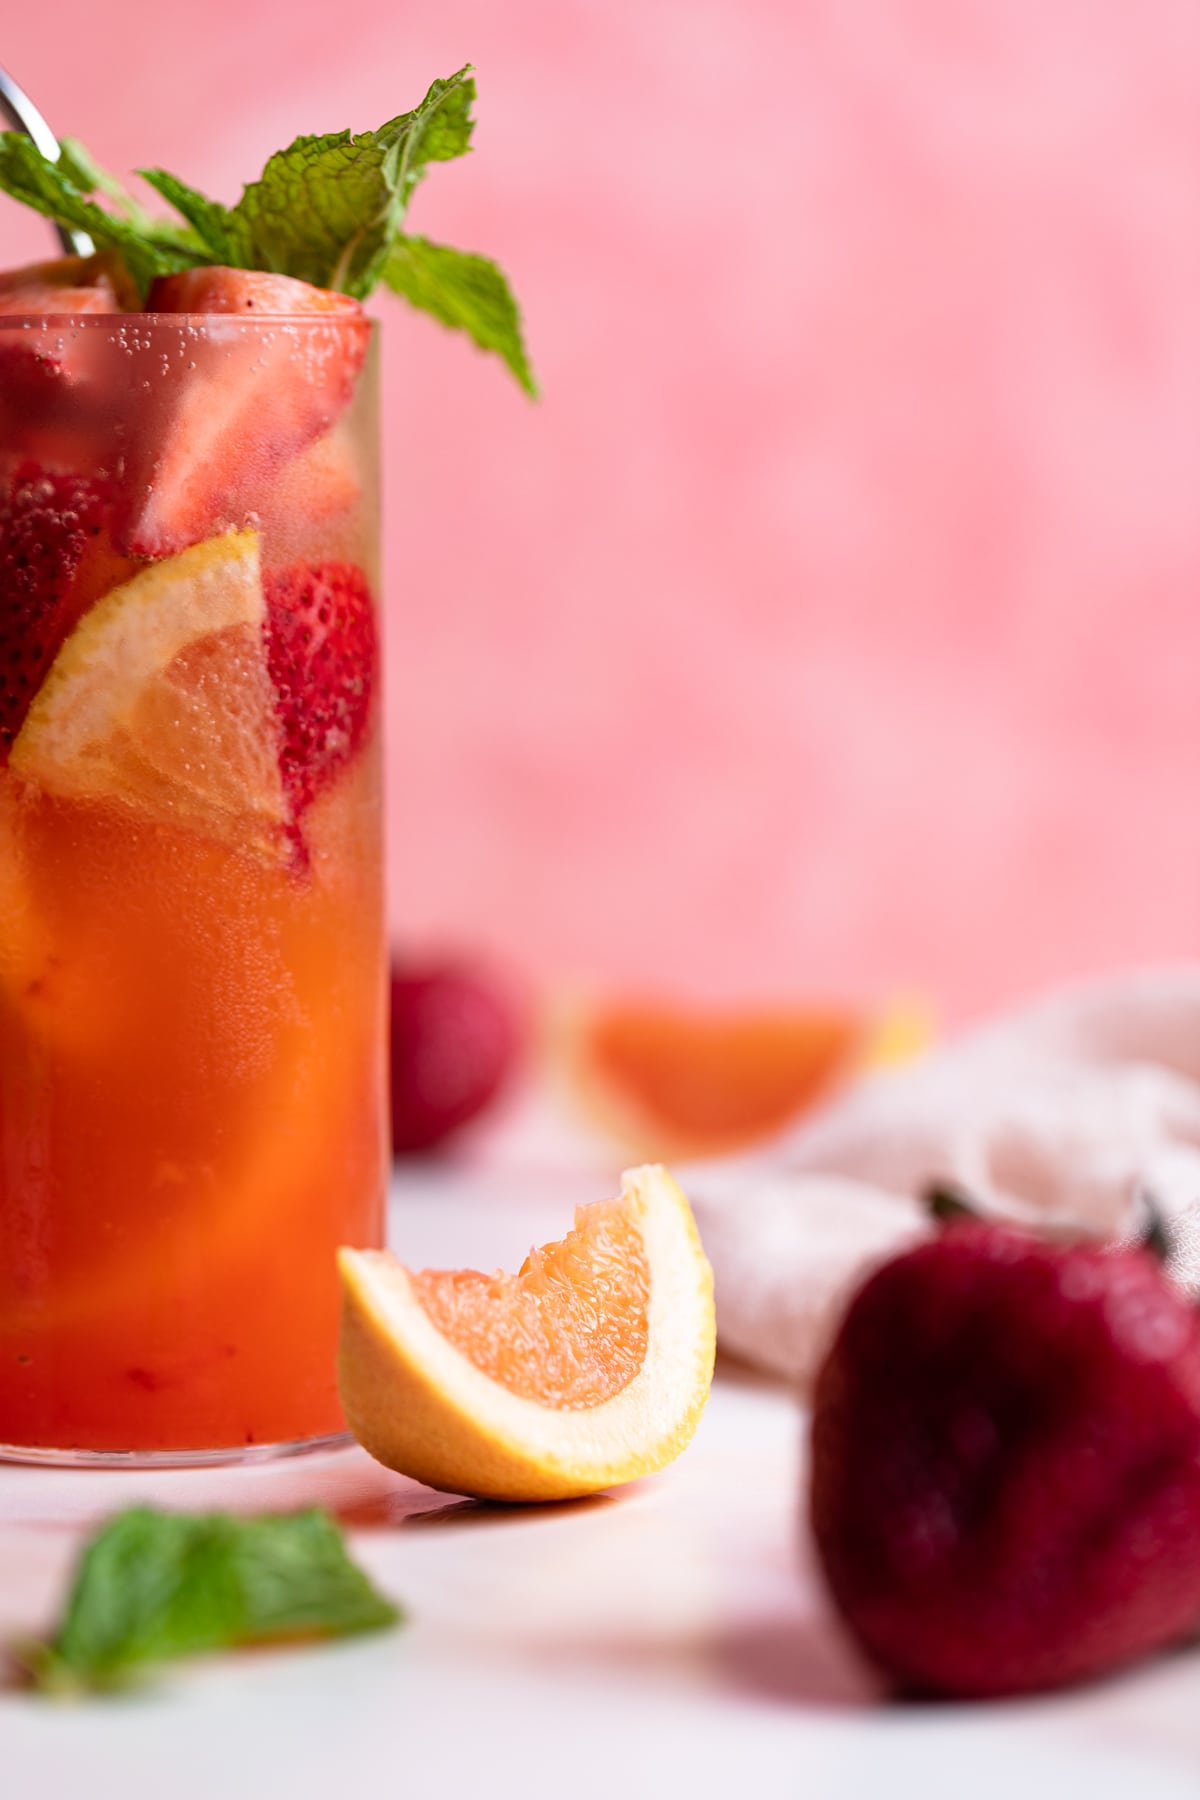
2,529 -> 289,1055
338,1164 -> 716,1502
10,529 -> 288,858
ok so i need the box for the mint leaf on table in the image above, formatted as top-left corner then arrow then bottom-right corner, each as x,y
12,1506 -> 400,1697
225,1510 -> 398,1641
0,64 -> 535,391
383,235 -> 537,395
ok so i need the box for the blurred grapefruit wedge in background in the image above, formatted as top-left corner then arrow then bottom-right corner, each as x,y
557,994 -> 933,1161
338,1164 -> 715,1502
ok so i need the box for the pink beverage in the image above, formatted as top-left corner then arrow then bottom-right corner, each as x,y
0,260 -> 387,1461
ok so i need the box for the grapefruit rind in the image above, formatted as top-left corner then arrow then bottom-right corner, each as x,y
337,1164 -> 716,1503
10,530 -> 288,855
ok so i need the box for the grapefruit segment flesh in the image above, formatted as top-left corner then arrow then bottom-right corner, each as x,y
410,1197 -> 651,1409
338,1164 -> 715,1502
10,530 -> 288,857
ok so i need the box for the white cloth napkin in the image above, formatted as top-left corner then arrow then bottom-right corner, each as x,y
687,966 -> 1200,1388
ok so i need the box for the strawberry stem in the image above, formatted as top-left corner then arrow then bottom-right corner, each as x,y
1138,1191 -> 1172,1265
923,1180 -> 981,1226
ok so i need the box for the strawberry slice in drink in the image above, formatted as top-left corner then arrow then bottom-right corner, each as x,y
118,268 -> 370,558
0,463 -> 136,762
240,421 -> 366,569
264,560 -> 378,817
0,251 -> 135,467
0,249 -> 139,316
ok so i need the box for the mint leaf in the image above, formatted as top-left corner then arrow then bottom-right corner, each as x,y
223,66 -> 476,298
13,1506 -> 399,1696
391,68 -> 476,194
137,168 -> 238,262
384,234 -> 537,395
0,67 -> 536,392
226,1511 -> 398,1639
57,139 -> 154,230
0,133 -> 202,291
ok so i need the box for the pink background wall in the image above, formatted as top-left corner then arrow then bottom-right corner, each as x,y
3,3 -> 1199,1026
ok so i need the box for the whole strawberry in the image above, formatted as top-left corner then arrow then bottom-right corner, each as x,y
391,961 -> 522,1154
809,1211 -> 1200,1698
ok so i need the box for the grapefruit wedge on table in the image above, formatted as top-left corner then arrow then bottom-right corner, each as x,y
339,1164 -> 716,1503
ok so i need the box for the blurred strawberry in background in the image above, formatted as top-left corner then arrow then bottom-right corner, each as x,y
390,965 -> 929,1161
389,958 -> 525,1154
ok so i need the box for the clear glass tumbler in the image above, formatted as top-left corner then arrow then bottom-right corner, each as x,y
0,308 -> 386,1464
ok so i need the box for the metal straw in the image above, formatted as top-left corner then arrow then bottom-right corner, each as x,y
0,65 -> 93,255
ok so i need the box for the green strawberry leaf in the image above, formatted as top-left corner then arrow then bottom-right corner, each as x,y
384,234 -> 537,395
11,1506 -> 400,1696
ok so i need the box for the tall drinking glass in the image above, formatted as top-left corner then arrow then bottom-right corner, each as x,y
0,309 -> 386,1463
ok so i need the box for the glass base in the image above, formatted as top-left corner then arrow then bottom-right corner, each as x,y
0,1430 -> 354,1470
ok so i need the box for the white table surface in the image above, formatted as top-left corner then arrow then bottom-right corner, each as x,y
3,1157 -> 1200,1799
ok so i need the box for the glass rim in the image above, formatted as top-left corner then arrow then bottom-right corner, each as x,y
0,311 -> 376,330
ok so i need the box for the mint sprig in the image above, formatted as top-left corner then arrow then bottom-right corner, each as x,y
0,65 -> 535,393
11,1505 -> 400,1696
0,135 -> 200,290
384,236 -> 537,395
